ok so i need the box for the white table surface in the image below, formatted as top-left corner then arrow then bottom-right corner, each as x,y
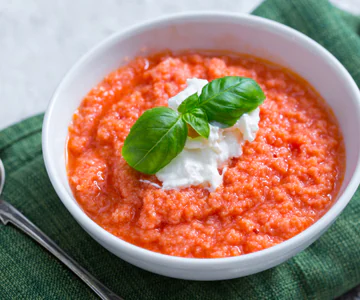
1,0 -> 358,130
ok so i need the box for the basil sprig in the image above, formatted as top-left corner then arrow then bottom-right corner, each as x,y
122,76 -> 265,174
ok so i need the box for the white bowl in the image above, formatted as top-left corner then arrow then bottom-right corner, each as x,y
42,12 -> 360,280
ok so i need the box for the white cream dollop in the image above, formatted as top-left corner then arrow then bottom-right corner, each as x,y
155,78 -> 260,192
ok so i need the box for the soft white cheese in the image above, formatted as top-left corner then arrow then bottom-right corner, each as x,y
155,78 -> 260,192
168,78 -> 208,110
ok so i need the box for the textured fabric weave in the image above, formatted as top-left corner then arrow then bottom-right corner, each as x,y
1,0 -> 360,299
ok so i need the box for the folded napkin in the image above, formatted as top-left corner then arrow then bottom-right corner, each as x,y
1,0 -> 359,299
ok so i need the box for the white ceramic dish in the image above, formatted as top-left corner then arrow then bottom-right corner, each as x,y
42,12 -> 360,280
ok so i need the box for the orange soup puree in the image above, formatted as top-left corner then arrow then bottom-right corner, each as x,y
67,52 -> 345,258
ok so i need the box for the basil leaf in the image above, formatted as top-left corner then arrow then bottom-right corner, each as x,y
182,108 -> 210,138
177,92 -> 199,113
199,76 -> 265,127
122,107 -> 188,174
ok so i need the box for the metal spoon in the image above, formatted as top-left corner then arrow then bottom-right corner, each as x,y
0,159 -> 123,300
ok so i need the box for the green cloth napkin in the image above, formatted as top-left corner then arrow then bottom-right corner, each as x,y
1,0 -> 360,299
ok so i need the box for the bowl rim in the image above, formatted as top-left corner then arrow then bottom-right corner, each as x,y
43,11 -> 360,268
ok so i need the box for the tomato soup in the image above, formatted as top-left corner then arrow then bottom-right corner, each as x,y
67,52 -> 345,258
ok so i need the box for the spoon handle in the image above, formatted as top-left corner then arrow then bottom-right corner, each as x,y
0,199 -> 123,300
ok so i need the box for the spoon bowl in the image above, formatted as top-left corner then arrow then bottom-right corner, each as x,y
0,159 -> 4,195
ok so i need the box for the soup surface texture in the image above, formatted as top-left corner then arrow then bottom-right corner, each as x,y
67,52 -> 345,258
